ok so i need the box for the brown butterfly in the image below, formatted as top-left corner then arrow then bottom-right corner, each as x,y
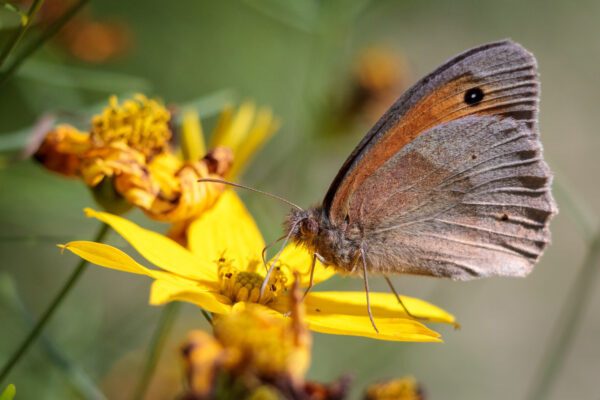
205,40 -> 557,332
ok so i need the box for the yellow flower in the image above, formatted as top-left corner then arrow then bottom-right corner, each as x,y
365,376 -> 423,400
60,190 -> 455,341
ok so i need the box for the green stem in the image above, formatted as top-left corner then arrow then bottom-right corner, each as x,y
0,222 -> 110,385
0,0 -> 89,88
525,232 -> 600,400
131,302 -> 182,400
201,309 -> 213,325
0,0 -> 44,68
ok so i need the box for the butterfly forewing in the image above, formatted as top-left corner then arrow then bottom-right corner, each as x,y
324,40 -> 541,227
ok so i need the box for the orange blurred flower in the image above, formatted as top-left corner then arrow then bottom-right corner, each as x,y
18,0 -> 132,62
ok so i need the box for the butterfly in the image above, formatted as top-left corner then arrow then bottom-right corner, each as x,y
279,39 -> 558,331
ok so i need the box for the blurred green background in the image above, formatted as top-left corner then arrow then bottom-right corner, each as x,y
1,0 -> 599,399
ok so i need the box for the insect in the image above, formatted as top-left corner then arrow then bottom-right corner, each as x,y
204,40 -> 557,332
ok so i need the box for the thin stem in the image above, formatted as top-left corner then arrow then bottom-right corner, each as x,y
0,0 -> 89,88
6,273 -> 106,399
0,222 -> 110,385
200,309 -> 213,325
525,232 -> 600,400
552,177 -> 596,241
131,302 -> 182,400
0,0 -> 44,68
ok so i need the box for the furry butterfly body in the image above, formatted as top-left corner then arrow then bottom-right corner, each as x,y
286,40 -> 557,281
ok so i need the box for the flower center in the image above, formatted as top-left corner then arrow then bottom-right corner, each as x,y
218,258 -> 287,305
91,94 -> 171,156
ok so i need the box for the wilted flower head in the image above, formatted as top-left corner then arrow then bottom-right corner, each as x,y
364,376 -> 423,400
181,275 -> 311,399
33,94 -> 278,222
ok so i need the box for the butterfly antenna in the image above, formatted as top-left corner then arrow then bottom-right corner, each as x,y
198,178 -> 303,211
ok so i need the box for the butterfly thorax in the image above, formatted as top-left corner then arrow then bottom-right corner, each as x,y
285,206 -> 362,273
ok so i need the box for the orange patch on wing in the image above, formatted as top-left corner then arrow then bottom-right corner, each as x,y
331,75 -> 503,223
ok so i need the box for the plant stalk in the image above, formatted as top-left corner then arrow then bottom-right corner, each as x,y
525,232 -> 600,400
131,302 -> 182,400
0,0 -> 89,88
0,0 -> 45,68
0,222 -> 110,384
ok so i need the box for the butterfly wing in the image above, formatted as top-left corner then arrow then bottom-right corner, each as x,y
323,40 -> 556,278
324,39 -> 541,226
355,115 -> 556,278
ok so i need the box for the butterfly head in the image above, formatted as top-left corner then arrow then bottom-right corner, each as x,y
285,206 -> 323,245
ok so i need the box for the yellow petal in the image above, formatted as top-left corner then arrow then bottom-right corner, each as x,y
59,241 -> 213,288
187,190 -> 265,267
84,208 -> 217,281
208,104 -> 233,149
301,292 -> 456,324
271,291 -> 455,341
277,243 -> 335,287
150,279 -> 232,314
181,109 -> 206,162
211,101 -> 256,152
226,107 -> 279,179
59,241 -> 156,277
306,314 -> 442,342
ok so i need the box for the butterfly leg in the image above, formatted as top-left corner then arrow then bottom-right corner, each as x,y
384,275 -> 429,321
360,249 -> 379,334
302,252 -> 326,300
283,252 -> 324,317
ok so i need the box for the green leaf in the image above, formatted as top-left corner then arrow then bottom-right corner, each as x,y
16,59 -> 153,93
242,0 -> 320,33
178,89 -> 235,119
0,384 -> 16,400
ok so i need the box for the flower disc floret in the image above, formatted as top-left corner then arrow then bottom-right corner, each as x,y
91,94 -> 171,157
218,259 -> 287,304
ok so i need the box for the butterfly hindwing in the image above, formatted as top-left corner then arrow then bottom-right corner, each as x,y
354,115 -> 556,279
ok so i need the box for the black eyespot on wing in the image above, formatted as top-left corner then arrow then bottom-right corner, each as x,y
465,87 -> 484,105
